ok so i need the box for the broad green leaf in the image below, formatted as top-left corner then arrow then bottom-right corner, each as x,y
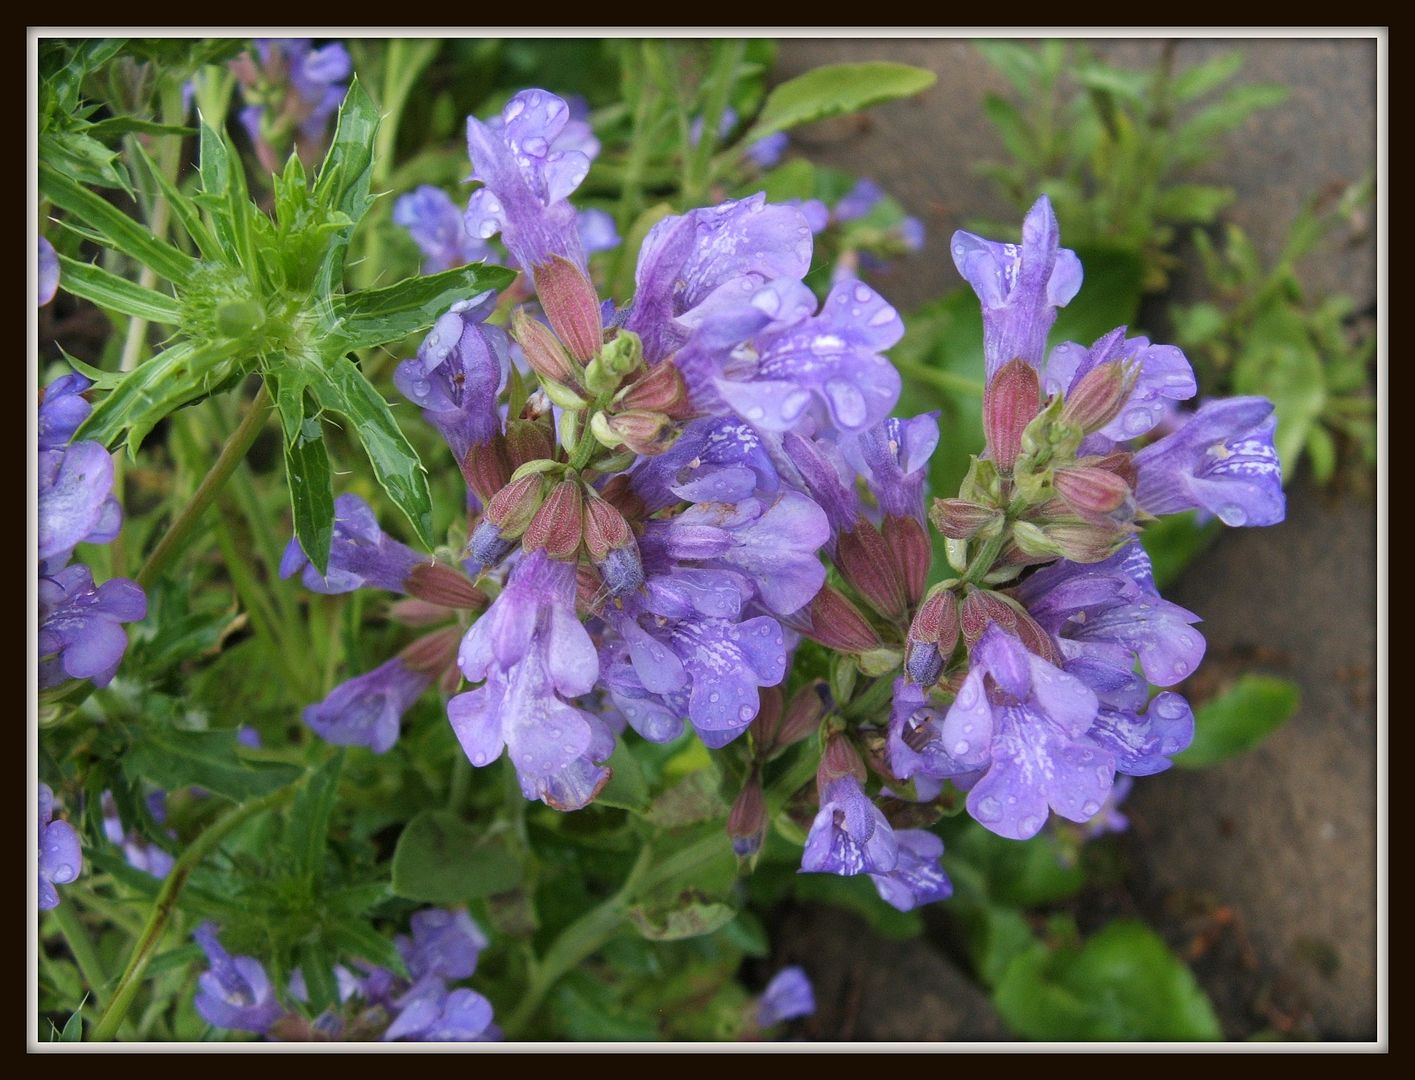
330,262 -> 516,352
308,356 -> 434,549
627,896 -> 737,941
598,741 -> 650,813
645,772 -> 726,829
743,62 -> 936,142
124,726 -> 302,801
994,920 -> 1222,1040
550,974 -> 661,1041
752,158 -> 817,203
55,255 -> 182,324
39,162 -> 196,285
59,1008 -> 84,1042
391,811 -> 523,903
1174,674 -> 1300,769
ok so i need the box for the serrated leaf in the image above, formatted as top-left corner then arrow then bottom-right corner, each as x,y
308,356 -> 433,549
196,120 -> 258,272
627,896 -> 737,941
276,383 -> 334,575
391,811 -> 523,903
743,62 -> 936,142
40,131 -> 132,193
124,726 -> 302,801
39,161 -> 196,284
1174,675 -> 1300,769
55,255 -> 183,324
312,79 -> 379,292
330,262 -> 516,352
994,920 -> 1222,1040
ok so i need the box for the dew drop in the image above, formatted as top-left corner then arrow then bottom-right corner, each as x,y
975,795 -> 1001,821
1219,504 -> 1248,526
1081,800 -> 1100,817
1123,409 -> 1150,435
739,705 -> 754,721
1020,815 -> 1041,835
953,741 -> 970,756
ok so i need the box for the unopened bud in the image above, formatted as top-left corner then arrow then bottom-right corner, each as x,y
1054,465 -> 1134,519
582,490 -> 634,560
907,586 -> 961,659
534,255 -> 603,363
405,562 -> 488,610
804,586 -> 881,653
389,597 -> 459,627
905,641 -> 944,688
727,772 -> 766,857
883,515 -> 931,606
1012,607 -> 1063,666
484,473 -> 546,538
466,520 -> 517,575
749,686 -> 785,755
585,329 -> 644,395
836,520 -> 906,620
398,625 -> 462,677
983,359 -> 1041,473
780,681 -> 829,749
598,474 -> 647,520
523,479 -> 585,560
511,307 -> 578,386
616,359 -> 692,418
1013,519 -> 1131,564
462,437 -> 512,504
1060,359 -> 1136,434
929,498 -> 1003,540
504,418 -> 556,469
819,734 -> 867,786
961,586 -> 1018,645
606,409 -> 677,456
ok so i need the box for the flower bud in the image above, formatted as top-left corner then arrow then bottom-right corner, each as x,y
616,359 -> 692,418
727,771 -> 767,857
405,563 -> 488,610
835,520 -> 906,620
398,625 -> 462,677
1013,519 -> 1132,564
606,409 -> 678,456
780,681 -> 829,749
983,359 -> 1041,474
511,307 -> 578,386
598,474 -> 647,520
749,686 -> 785,755
504,418 -> 556,469
389,598 -> 458,627
929,498 -> 1003,540
905,587 -> 960,687
961,586 -> 1018,645
1012,607 -> 1063,666
533,255 -> 603,363
462,437 -> 512,505
1054,465 -> 1134,519
584,328 -> 644,395
883,515 -> 931,606
484,473 -> 547,539
1060,359 -> 1136,434
803,586 -> 881,653
523,479 -> 585,560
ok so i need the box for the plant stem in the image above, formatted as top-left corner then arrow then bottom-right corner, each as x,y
136,382 -> 271,591
48,903 -> 110,1012
895,357 -> 985,398
90,784 -> 297,1042
502,843 -> 654,1039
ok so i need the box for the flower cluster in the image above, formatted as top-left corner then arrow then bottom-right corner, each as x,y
193,908 -> 498,1042
38,375 -> 146,693
230,38 -> 352,173
37,784 -> 81,912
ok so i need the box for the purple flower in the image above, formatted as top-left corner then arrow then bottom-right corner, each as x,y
382,986 -> 497,1043
695,277 -> 905,435
397,908 -> 489,983
279,493 -> 429,595
800,776 -> 898,876
38,439 -> 122,567
393,294 -> 510,469
304,658 -> 432,754
193,922 -> 286,1034
746,131 -> 790,169
1082,774 -> 1133,839
899,217 -> 925,252
841,412 -> 939,523
575,207 -> 621,256
449,551 -> 612,810
465,90 -> 594,273
940,624 -> 1112,841
38,565 -> 146,690
39,236 -> 59,306
756,967 -> 815,1027
952,195 -> 1083,379
834,178 -> 885,224
625,194 -> 813,364
630,416 -> 781,513
101,791 -> 175,878
38,784 -> 81,911
1044,327 -> 1196,444
394,186 -> 497,273
38,374 -> 92,451
868,829 -> 952,912
1133,397 -> 1286,527
886,678 -> 981,786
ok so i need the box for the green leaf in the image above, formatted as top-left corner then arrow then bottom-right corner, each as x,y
983,93 -> 1035,163
1153,183 -> 1235,225
391,811 -> 523,903
312,79 -> 379,290
325,919 -> 407,979
1175,84 -> 1288,164
645,772 -> 727,829
790,869 -> 923,940
627,895 -> 737,941
54,255 -> 182,324
597,741 -> 650,813
39,161 -> 196,284
86,116 -> 197,139
1233,326 -> 1326,476
951,822 -> 1086,908
40,131 -> 131,193
59,1007 -> 84,1042
751,158 -> 817,202
330,262 -> 517,352
275,380 -> 334,576
1141,511 -> 1222,590
308,356 -> 434,549
130,141 -> 222,261
296,941 -> 339,1015
286,752 -> 343,882
994,920 -> 1222,1040
1170,50 -> 1245,101
974,40 -> 1042,95
195,120 -> 257,271
743,62 -> 936,142
124,726 -> 302,801
1174,674 -> 1300,769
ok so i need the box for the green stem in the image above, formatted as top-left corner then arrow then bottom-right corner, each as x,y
502,843 -> 654,1039
963,533 -> 1007,585
843,675 -> 896,721
683,40 -> 746,203
896,358 -> 985,398
48,903 -> 110,1011
90,784 -> 297,1042
136,383 -> 271,591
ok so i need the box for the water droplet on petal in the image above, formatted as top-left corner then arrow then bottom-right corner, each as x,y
1081,800 -> 1100,817
975,796 -> 1001,821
